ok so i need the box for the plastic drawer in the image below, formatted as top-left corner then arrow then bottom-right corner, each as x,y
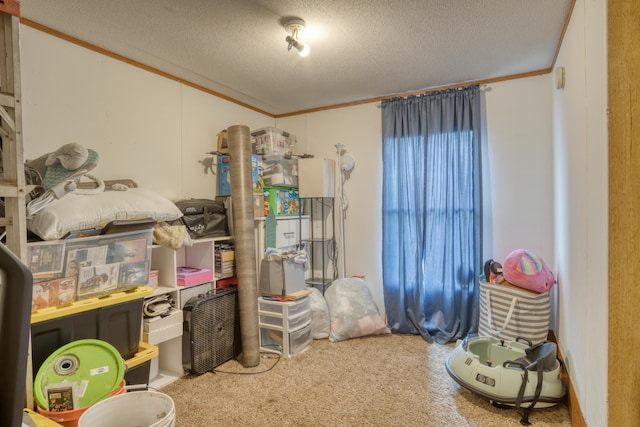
259,308 -> 311,331
143,321 -> 183,345
258,297 -> 310,316
289,323 -> 312,356
260,321 -> 312,357
143,308 -> 182,333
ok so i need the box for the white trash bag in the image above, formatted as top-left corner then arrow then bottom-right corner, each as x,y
308,287 -> 330,339
324,277 -> 390,342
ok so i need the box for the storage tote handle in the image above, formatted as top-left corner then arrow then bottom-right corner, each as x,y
486,289 -> 518,335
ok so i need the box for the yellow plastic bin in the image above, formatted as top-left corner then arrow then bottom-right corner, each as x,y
124,341 -> 159,387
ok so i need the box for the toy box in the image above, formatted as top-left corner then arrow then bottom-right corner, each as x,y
217,155 -> 232,196
263,187 -> 301,217
252,153 -> 264,194
218,154 -> 263,196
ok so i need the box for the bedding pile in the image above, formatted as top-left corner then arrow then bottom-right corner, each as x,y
27,187 -> 184,241
0,143 -> 185,242
324,277 -> 390,342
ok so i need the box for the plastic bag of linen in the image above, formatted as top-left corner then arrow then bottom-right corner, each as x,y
259,248 -> 307,297
324,277 -> 390,342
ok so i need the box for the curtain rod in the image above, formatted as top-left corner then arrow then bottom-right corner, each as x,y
375,84 -> 491,108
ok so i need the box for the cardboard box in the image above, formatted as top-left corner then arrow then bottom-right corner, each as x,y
215,250 -> 235,263
253,194 -> 264,218
263,187 -> 301,217
216,129 -> 228,154
217,155 -> 231,196
252,153 -> 264,194
298,157 -> 335,198
218,154 -> 263,196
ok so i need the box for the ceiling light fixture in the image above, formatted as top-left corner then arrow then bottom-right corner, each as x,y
284,17 -> 310,57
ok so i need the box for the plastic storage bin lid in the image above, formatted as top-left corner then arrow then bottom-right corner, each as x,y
34,339 -> 125,409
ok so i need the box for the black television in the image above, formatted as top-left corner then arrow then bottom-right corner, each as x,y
0,243 -> 33,427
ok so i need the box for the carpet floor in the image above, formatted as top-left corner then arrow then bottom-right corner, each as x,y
161,334 -> 572,426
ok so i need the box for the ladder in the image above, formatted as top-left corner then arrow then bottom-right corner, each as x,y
0,0 -> 32,410
0,1 -> 26,260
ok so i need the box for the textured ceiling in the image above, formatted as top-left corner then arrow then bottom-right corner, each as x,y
20,0 -> 573,116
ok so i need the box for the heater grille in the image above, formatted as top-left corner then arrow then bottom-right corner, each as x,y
182,288 -> 241,374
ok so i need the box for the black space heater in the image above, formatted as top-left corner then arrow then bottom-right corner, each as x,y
182,287 -> 241,374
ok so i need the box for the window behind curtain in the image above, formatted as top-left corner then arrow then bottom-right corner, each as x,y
381,85 -> 482,344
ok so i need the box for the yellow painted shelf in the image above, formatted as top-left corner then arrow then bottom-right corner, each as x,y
31,286 -> 153,324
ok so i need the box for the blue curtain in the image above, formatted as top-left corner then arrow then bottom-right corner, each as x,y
381,85 -> 482,344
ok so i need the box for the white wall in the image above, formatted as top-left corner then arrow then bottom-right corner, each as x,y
20,25 -> 274,201
483,77 -> 557,330
553,0 -> 608,425
483,78 -> 554,263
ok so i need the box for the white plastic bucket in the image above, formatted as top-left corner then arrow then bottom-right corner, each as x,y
78,391 -> 175,427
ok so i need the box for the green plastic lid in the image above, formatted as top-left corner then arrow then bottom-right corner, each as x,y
34,339 -> 125,410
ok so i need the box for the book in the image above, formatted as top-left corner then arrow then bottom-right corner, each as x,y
66,245 -> 109,270
28,242 -> 65,276
108,237 -> 148,263
118,260 -> 150,286
77,263 -> 120,298
31,277 -> 77,311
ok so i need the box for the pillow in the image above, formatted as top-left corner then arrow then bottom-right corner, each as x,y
502,249 -> 555,293
324,277 -> 390,342
27,188 -> 183,241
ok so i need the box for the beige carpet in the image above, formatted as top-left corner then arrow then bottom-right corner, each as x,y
161,334 -> 572,426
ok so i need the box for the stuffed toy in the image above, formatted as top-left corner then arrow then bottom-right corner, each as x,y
502,249 -> 556,293
25,143 -> 102,216
26,143 -> 99,190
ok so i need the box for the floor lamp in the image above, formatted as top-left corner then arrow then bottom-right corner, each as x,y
334,144 -> 355,278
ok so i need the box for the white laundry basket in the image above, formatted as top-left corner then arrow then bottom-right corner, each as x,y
78,391 -> 175,427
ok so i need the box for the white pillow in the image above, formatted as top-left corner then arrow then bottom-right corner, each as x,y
27,188 -> 183,241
